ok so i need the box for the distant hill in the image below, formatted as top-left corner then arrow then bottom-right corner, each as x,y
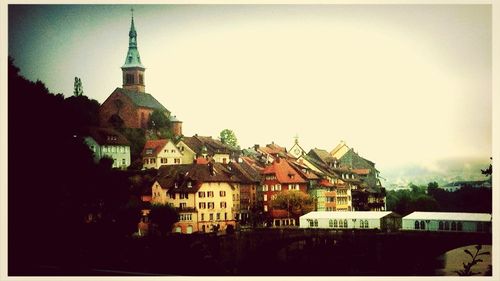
381,157 -> 491,189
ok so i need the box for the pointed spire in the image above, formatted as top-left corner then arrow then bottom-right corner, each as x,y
122,8 -> 143,69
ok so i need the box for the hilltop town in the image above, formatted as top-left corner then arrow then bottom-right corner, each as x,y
72,15 -> 385,235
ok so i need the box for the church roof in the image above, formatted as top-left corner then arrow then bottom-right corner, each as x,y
114,87 -> 169,112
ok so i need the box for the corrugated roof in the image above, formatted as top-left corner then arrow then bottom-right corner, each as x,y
300,211 -> 398,220
403,212 -> 491,222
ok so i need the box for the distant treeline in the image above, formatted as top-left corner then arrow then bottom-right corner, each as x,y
386,182 -> 492,216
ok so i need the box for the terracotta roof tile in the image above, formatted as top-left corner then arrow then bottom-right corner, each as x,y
142,139 -> 169,157
262,159 -> 307,184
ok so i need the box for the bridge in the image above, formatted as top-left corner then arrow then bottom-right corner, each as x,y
217,228 -> 492,275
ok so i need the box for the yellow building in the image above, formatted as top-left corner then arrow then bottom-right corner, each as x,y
177,135 -> 236,164
151,160 -> 240,234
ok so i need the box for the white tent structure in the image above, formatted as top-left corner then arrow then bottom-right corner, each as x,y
299,211 -> 401,231
402,212 -> 492,233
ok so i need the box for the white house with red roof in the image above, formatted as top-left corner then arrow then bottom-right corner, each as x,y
142,139 -> 183,169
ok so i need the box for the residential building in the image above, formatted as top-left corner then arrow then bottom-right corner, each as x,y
83,127 -> 131,169
151,160 -> 241,234
226,160 -> 261,224
261,157 -> 308,227
177,135 -> 238,164
142,139 -> 182,169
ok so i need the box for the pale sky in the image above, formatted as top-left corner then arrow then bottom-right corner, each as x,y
8,4 -> 492,173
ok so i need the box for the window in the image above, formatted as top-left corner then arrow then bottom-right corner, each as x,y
220,202 -> 227,208
208,202 -> 214,209
139,74 -> 143,84
220,191 -> 226,197
309,219 -> 314,227
207,191 -> 214,197
169,193 -> 176,199
122,159 -> 126,165
262,185 -> 268,191
263,194 -> 267,201
199,202 -> 206,209
444,221 -> 450,230
457,222 -> 463,231
420,221 -> 425,230
201,213 -> 205,221
360,220 -> 365,228
365,220 -> 369,228
180,203 -> 187,209
161,158 -> 168,164
264,205 -> 268,212
334,220 -> 338,227
415,221 -> 420,230
451,221 -> 457,231
187,182 -> 192,188
198,192 -> 205,198
314,219 -> 318,227
439,221 -> 444,230
209,213 -> 214,221
343,219 -> 348,228
276,184 -> 281,191
174,158 -> 180,164
329,219 -> 334,228
180,193 -> 188,199
216,213 -> 220,220
271,194 -> 277,200
225,213 -> 227,220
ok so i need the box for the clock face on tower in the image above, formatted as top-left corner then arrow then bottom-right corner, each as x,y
294,148 -> 300,155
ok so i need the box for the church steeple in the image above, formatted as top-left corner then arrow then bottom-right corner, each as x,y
122,8 -> 146,93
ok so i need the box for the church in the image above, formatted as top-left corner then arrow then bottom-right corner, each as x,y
99,13 -> 182,136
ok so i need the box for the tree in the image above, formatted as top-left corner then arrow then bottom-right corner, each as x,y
73,77 -> 83,96
455,245 -> 490,276
148,109 -> 171,130
481,157 -> 492,176
219,129 -> 239,149
148,204 -> 179,236
271,190 -> 314,217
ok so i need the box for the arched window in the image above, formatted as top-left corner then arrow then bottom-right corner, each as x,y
360,220 -> 365,228
415,221 -> 420,230
329,219 -> 334,228
439,221 -> 444,230
420,221 -> 425,230
457,222 -> 463,231
344,219 -> 348,228
314,219 -> 318,227
365,220 -> 369,228
333,219 -> 338,228
451,221 -> 457,231
444,221 -> 450,230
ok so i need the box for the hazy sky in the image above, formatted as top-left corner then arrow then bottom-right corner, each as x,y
8,4 -> 492,173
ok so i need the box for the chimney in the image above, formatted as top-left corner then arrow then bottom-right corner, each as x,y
276,157 -> 281,163
254,144 -> 259,151
208,162 -> 215,176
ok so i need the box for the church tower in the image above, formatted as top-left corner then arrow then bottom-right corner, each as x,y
122,10 -> 145,93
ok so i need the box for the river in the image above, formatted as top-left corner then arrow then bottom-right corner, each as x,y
435,244 -> 492,276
